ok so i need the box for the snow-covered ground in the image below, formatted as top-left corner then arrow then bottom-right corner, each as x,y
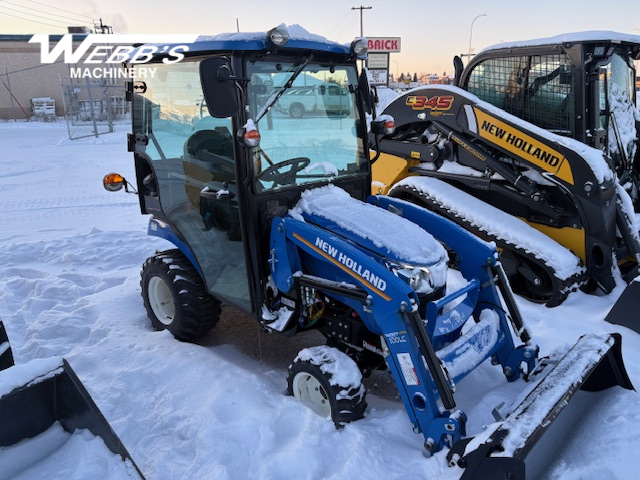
1,120 -> 640,479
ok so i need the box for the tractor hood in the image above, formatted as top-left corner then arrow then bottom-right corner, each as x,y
289,185 -> 448,285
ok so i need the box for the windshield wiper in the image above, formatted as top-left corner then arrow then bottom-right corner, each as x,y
255,55 -> 313,123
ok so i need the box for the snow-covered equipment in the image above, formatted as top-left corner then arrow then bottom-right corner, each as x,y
104,25 -> 634,478
0,320 -> 145,479
371,32 -> 640,316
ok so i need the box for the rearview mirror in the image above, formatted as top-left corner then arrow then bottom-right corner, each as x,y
200,58 -> 240,118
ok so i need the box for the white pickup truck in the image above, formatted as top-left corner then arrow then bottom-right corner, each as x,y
276,83 -> 351,118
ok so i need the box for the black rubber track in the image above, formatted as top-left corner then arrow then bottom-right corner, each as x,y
389,185 -> 586,307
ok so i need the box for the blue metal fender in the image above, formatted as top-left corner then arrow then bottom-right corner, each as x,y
146,217 -> 202,277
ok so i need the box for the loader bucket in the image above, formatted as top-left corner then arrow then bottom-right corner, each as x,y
448,333 -> 633,480
605,277 -> 640,333
0,321 -> 145,479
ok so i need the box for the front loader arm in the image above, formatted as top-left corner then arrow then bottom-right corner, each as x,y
268,214 -> 538,453
269,215 -> 466,451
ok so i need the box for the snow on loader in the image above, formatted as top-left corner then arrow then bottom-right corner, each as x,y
0,319 -> 145,478
103,26 -> 633,478
370,32 -> 640,328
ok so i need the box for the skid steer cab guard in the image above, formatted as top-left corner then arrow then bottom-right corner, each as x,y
104,25 -> 634,476
0,320 -> 144,478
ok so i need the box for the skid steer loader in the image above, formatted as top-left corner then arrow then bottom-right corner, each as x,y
103,25 -> 633,478
371,32 -> 640,323
0,320 -> 145,478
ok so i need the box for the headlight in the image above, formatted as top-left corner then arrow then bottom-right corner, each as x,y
351,37 -> 368,59
267,24 -> 290,47
387,260 -> 446,294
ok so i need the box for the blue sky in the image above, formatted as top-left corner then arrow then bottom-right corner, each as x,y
1,0 -> 639,75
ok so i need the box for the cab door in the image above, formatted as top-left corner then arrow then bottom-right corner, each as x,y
131,59 -> 251,310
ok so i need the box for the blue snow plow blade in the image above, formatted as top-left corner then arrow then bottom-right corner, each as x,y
0,319 -> 145,479
447,333 -> 633,480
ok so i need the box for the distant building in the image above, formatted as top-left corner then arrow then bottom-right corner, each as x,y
0,34 -> 126,120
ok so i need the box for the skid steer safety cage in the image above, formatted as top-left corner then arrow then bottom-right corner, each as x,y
465,53 -> 576,137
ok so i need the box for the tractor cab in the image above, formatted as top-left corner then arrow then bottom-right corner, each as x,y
125,26 -> 372,314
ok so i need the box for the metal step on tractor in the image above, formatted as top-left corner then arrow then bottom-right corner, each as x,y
104,25 -> 634,478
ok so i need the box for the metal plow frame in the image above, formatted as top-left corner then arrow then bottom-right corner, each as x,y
447,333 -> 634,480
0,320 -> 145,479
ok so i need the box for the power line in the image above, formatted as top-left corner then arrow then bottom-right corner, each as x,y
26,0 -> 94,21
0,9 -> 68,29
333,17 -> 358,44
0,3 -> 89,27
0,0 -> 92,24
327,14 -> 353,39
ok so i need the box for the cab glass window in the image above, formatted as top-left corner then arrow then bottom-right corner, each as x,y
246,59 -> 365,192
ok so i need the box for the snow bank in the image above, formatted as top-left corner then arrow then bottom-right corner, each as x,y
0,423 -> 140,480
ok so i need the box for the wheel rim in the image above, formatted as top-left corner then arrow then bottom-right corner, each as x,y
292,371 -> 331,418
148,276 -> 175,325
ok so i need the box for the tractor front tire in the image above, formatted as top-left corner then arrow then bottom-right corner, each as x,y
141,249 -> 221,341
287,346 -> 367,427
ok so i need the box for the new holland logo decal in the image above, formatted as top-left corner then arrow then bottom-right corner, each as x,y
293,234 -> 391,301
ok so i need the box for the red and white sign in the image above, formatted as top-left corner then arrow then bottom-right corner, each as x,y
367,37 -> 401,53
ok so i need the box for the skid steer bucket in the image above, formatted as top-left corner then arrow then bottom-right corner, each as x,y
0,320 -> 145,479
448,333 -> 633,480
605,277 -> 640,333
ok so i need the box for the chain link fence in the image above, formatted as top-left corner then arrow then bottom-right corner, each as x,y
60,78 -> 129,140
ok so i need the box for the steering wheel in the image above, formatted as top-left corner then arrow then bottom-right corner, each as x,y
257,157 -> 311,186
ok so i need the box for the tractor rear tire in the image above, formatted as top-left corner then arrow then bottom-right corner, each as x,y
287,346 -> 367,427
141,249 -> 221,341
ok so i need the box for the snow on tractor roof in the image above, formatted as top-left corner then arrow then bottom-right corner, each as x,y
188,24 -> 353,55
482,30 -> 640,53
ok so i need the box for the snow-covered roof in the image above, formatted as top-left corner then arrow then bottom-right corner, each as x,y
482,30 -> 640,54
186,24 -> 353,56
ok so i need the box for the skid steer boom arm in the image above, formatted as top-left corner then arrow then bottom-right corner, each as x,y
374,85 -> 640,299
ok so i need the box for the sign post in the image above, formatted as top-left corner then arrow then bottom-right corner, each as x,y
366,37 -> 401,87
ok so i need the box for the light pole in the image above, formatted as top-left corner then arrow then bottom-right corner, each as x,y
468,14 -> 487,58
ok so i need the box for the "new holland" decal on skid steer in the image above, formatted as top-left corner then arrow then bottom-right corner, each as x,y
473,107 -> 575,185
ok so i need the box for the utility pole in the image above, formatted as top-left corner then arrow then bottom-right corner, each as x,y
351,5 -> 372,37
